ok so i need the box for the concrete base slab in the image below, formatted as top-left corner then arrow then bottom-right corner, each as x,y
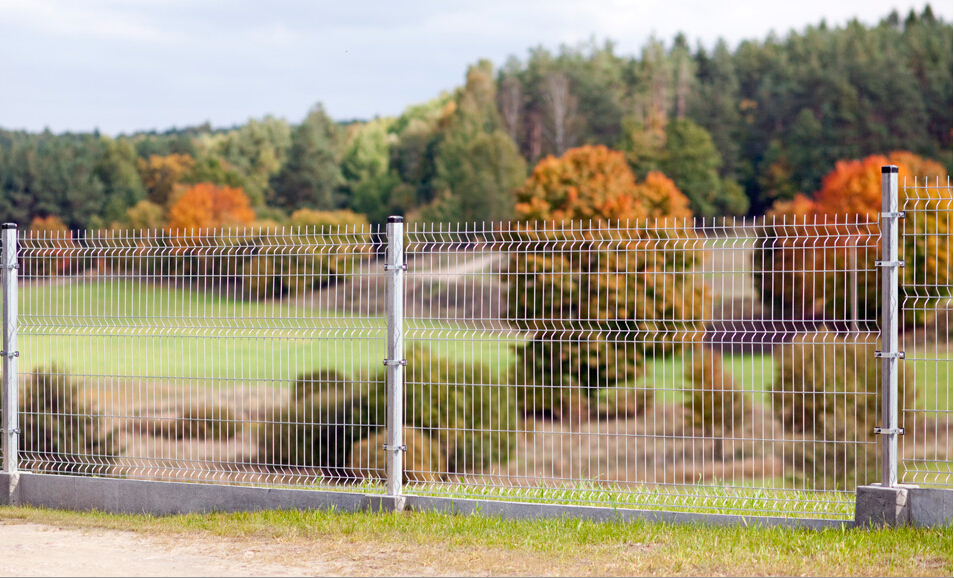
855,484 -> 953,527
908,488 -> 953,528
855,484 -> 911,527
4,473 -> 385,516
0,473 -> 865,529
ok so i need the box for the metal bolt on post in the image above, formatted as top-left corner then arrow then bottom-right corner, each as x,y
878,166 -> 901,487
1,223 -> 18,475
384,216 -> 406,500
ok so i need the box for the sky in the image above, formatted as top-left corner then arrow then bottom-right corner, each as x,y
0,0 -> 949,135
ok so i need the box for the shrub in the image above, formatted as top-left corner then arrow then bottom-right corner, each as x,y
256,371 -> 385,482
399,344 -> 517,474
348,428 -> 444,483
18,366 -> 119,476
153,404 -> 237,441
684,346 -> 749,436
772,329 -> 916,490
591,386 -> 654,421
241,209 -> 372,300
509,146 -> 705,415
258,346 -> 518,483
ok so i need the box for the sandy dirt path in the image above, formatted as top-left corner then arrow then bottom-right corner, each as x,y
0,523 -> 318,577
0,521 -> 540,577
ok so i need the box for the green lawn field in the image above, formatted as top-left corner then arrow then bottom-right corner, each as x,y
14,280 -> 951,412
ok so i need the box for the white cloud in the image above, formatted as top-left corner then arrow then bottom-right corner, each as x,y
0,0 -> 949,134
0,0 -> 176,43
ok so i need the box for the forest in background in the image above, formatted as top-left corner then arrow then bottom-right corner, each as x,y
0,6 -> 950,231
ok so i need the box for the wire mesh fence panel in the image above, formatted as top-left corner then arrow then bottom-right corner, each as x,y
403,217 -> 882,520
7,198 -> 947,518
900,177 -> 953,487
16,226 -> 388,489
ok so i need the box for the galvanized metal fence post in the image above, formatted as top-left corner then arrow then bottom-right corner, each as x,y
384,216 -> 405,500
878,166 -> 901,487
1,223 -> 18,475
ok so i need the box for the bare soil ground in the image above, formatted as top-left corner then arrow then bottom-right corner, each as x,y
0,523 -> 305,577
0,520 -> 605,577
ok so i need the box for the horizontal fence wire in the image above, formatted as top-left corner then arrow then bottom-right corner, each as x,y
900,177 -> 953,487
402,216 -> 887,520
5,205 -> 949,521
15,226 -> 388,489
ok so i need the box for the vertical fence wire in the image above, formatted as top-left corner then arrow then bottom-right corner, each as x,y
15,225 -> 387,489
900,176 -> 953,487
403,216 -> 881,519
7,201 -> 948,519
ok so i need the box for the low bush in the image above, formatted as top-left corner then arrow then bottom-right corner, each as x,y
153,404 -> 238,441
591,386 -> 654,421
256,371 -> 386,482
348,428 -> 444,483
18,366 -> 119,476
773,329 -> 916,490
398,344 -> 518,475
258,346 -> 519,484
511,339 -> 656,420
684,346 -> 749,436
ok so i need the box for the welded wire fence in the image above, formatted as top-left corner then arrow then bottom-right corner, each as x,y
12,226 -> 389,488
900,177 -> 953,487
0,180 -> 950,522
401,217 -> 883,519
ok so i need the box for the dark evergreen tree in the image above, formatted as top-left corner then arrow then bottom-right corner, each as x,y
270,104 -> 343,211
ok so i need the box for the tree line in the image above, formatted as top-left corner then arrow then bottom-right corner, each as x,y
0,6 -> 949,231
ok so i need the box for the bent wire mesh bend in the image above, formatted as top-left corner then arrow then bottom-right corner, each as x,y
899,176 -> 953,488
7,208 -> 948,520
401,217 -> 884,520
15,226 -> 388,490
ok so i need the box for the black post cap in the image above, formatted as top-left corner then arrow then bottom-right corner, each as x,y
882,165 -> 899,174
1,223 -> 17,229
387,216 -> 404,223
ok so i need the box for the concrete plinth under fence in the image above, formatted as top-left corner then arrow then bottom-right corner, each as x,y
0,473 -> 844,529
855,484 -> 953,527
0,474 -> 949,529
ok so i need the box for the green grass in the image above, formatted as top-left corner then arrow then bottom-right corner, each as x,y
18,280 -> 515,385
407,481 -> 855,520
290,478 -> 855,520
0,505 -> 949,576
905,357 -> 952,413
635,353 -> 775,406
17,280 -> 950,413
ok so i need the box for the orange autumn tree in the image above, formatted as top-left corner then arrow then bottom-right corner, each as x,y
165,183 -> 255,279
509,145 -> 704,414
757,152 -> 950,324
24,215 -> 77,277
166,183 -> 255,232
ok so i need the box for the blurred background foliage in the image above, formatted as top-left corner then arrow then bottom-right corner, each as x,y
0,7 -> 948,231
